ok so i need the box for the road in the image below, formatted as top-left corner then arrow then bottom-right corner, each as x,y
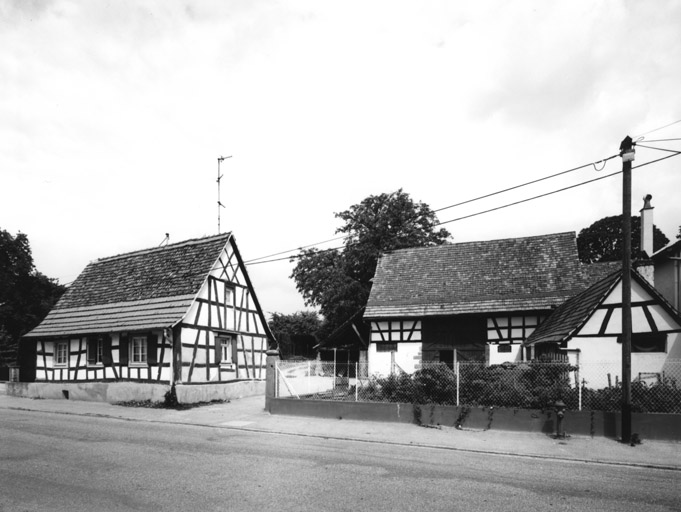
1,408 -> 679,511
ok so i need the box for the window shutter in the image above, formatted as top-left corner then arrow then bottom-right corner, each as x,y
215,336 -> 222,364
232,336 -> 238,366
147,333 -> 158,365
102,336 -> 113,365
119,334 -> 129,365
86,337 -> 96,365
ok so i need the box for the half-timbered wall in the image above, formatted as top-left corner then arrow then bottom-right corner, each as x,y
34,330 -> 173,383
561,279 -> 681,388
178,241 -> 268,383
368,320 -> 421,374
487,314 -> 546,364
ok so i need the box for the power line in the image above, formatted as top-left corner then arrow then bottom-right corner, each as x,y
635,144 -> 681,154
244,148 -> 681,267
432,154 -> 619,214
245,235 -> 347,263
247,244 -> 346,265
245,151 -> 621,264
640,138 -> 681,143
634,118 -> 681,139
434,170 -> 623,227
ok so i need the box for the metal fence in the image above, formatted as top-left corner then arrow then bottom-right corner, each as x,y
275,359 -> 681,413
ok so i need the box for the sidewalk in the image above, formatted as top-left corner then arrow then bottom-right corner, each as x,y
1,393 -> 680,471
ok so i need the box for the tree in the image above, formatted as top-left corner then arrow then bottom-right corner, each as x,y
0,229 -> 66,366
577,215 -> 669,263
290,189 -> 450,334
268,311 -> 322,358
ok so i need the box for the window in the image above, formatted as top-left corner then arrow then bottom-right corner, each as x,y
217,335 -> 235,365
130,336 -> 148,365
376,342 -> 397,352
55,342 -> 69,366
618,333 -> 667,353
87,338 -> 103,366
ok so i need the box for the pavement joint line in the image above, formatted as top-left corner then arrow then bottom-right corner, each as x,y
5,405 -> 680,473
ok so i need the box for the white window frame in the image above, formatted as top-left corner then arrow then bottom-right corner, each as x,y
54,341 -> 69,367
130,336 -> 148,366
218,335 -> 235,366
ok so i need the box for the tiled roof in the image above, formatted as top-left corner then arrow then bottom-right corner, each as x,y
365,232 -> 614,318
526,268 -> 681,346
523,270 -> 621,346
25,234 -> 230,337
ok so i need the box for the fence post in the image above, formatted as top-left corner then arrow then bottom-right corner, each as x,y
355,362 -> 359,402
333,348 -> 337,396
577,364 -> 582,411
456,361 -> 460,407
308,361 -> 311,397
265,350 -> 280,412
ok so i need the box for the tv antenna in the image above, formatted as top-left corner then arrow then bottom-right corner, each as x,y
217,155 -> 232,233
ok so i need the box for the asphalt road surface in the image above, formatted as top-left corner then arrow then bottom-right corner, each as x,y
1,408 -> 679,511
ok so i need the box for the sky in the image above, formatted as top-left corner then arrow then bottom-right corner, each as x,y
2,0 -> 681,318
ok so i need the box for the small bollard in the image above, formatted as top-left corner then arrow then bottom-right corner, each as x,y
554,400 -> 567,439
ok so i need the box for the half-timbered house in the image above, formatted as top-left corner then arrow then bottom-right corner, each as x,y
19,233 -> 274,402
363,232 -> 618,374
523,269 -> 681,388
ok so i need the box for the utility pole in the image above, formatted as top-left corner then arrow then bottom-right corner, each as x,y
217,155 -> 232,233
620,135 -> 635,444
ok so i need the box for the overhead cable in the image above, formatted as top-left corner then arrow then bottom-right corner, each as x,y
245,149 -> 681,266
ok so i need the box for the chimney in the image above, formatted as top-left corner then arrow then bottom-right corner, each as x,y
640,194 -> 654,258
636,194 -> 654,286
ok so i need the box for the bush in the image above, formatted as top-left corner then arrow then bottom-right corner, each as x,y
356,361 -> 681,414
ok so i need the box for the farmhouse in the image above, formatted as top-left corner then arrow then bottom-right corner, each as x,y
16,233 -> 274,403
363,231 -> 618,374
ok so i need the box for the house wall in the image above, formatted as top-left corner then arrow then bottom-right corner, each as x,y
35,330 -> 173,383
487,343 -> 523,365
177,242 -> 269,384
486,314 -> 544,365
655,257 -> 680,311
570,333 -> 681,389
368,314 -> 545,373
367,341 -> 421,375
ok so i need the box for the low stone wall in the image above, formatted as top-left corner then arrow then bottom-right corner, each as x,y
7,380 -> 265,404
7,381 -> 171,403
176,380 -> 265,403
267,397 -> 681,442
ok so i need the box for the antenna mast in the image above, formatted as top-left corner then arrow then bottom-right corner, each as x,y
217,155 -> 232,233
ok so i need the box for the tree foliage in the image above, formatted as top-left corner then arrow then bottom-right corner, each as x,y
269,311 -> 321,340
577,215 -> 669,263
0,229 -> 66,366
290,189 -> 450,333
268,311 -> 322,359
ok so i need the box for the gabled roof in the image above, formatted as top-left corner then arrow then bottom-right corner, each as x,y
523,270 -> 621,346
365,232 -> 618,319
525,269 -> 681,346
25,234 -> 231,338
